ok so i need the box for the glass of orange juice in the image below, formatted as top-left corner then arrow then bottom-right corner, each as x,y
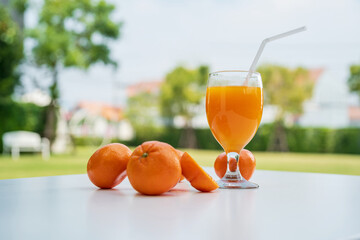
206,70 -> 263,189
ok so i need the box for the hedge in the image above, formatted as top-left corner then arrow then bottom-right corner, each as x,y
0,100 -> 46,150
77,124 -> 360,154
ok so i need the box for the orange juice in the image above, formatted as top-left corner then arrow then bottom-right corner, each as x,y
206,86 -> 263,153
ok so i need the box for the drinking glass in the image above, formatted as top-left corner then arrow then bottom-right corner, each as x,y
206,70 -> 263,189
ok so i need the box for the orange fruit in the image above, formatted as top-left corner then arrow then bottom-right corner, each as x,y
229,157 -> 237,172
127,141 -> 182,195
214,152 -> 227,179
87,143 -> 132,189
180,152 -> 218,192
239,149 -> 256,180
214,150 -> 256,180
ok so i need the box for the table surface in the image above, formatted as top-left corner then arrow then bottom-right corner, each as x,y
0,168 -> 360,240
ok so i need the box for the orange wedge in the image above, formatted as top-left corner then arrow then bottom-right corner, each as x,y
180,152 -> 218,192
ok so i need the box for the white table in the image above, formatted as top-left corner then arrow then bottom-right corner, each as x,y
0,169 -> 359,240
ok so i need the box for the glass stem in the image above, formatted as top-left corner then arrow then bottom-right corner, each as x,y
225,152 -> 244,181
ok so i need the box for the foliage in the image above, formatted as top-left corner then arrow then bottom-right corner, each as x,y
0,100 -> 46,150
257,64 -> 314,119
256,64 -> 315,151
195,128 -> 222,150
125,92 -> 164,142
11,0 -> 28,14
27,0 -> 122,143
0,5 -> 23,99
159,65 -> 208,148
160,65 -> 209,125
331,128 -> 360,154
246,124 -> 273,151
104,124 -> 360,154
27,0 -> 121,70
286,127 -> 333,153
261,126 -> 360,154
348,65 -> 360,98
73,136 -> 103,147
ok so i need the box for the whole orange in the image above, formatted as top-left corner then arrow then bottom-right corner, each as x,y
87,143 -> 132,189
127,141 -> 182,195
239,149 -> 256,180
214,152 -> 227,179
229,157 -> 237,172
214,149 -> 256,180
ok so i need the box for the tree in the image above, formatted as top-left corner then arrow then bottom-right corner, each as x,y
348,65 -> 360,98
0,5 -> 23,100
27,0 -> 121,144
126,92 -> 161,141
159,65 -> 208,148
257,64 -> 314,151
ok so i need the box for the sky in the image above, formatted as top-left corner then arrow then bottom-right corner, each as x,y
22,0 -> 360,109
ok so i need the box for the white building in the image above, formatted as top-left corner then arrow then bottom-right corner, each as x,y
69,101 -> 134,141
299,69 -> 360,128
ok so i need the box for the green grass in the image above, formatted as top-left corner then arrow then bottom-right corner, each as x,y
0,147 -> 359,180
0,147 -> 97,179
187,149 -> 360,176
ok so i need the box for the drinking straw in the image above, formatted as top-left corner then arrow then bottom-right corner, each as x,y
245,26 -> 307,83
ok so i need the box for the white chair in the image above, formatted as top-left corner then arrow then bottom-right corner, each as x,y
2,131 -> 50,160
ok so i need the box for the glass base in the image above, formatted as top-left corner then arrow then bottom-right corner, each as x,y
217,171 -> 259,189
